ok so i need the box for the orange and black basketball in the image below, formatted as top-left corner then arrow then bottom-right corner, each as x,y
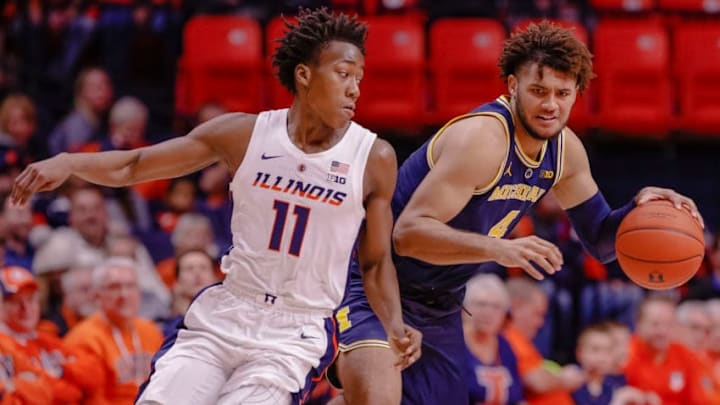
615,200 -> 704,290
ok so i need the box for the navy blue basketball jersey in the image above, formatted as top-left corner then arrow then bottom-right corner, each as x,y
393,95 -> 566,309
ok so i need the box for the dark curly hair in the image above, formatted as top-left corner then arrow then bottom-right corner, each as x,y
272,8 -> 367,95
499,21 -> 595,93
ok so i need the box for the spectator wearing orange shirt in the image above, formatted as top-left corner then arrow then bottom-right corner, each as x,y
705,299 -> 720,384
0,333 -> 52,405
625,295 -> 719,405
64,257 -> 163,405
503,277 -> 584,405
0,265 -> 101,404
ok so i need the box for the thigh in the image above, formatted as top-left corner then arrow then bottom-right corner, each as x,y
331,293 -> 400,405
136,356 -> 228,405
333,346 -> 401,405
217,384 -> 292,405
401,311 -> 468,405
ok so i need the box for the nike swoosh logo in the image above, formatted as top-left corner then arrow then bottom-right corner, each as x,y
300,333 -> 319,340
261,153 -> 283,160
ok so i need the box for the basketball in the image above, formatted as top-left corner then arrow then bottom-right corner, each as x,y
615,200 -> 705,290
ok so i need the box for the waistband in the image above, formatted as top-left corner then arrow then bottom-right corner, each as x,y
222,277 -> 334,319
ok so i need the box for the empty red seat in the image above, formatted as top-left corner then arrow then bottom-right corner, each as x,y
591,0 -> 655,12
354,15 -> 426,130
429,18 -> 506,124
513,19 -> 594,135
593,19 -> 672,137
672,21 -> 720,135
659,0 -> 720,12
265,16 -> 297,109
181,15 -> 263,114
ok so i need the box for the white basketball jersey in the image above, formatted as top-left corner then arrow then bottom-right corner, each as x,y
222,109 -> 377,312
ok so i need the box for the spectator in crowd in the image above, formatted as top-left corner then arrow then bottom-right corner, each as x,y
0,93 -> 37,154
107,233 -> 171,319
156,212 -> 218,289
503,277 -> 584,405
686,234 -> 720,300
0,332 -> 53,404
675,300 -> 711,354
64,257 -> 163,405
38,255 -> 98,337
150,176 -> 197,235
162,249 -> 219,336
48,67 -> 113,156
1,196 -> 38,270
573,323 -> 656,405
705,299 -> 720,383
463,273 -> 524,404
0,265 -> 102,403
625,295 -> 719,404
34,186 -> 169,320
604,321 -> 631,387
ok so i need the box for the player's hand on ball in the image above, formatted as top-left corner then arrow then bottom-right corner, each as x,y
492,236 -> 563,280
389,324 -> 422,370
635,186 -> 704,228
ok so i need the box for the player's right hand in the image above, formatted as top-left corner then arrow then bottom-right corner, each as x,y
492,236 -> 563,280
389,323 -> 422,370
11,154 -> 72,206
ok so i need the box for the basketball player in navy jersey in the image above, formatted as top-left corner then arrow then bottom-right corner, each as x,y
10,8 -> 421,405
329,21 -> 703,404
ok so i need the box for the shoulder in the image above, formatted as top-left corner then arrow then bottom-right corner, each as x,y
367,138 -> 397,167
64,314 -> 104,343
192,112 -> 258,138
435,115 -> 508,164
558,127 -> 589,172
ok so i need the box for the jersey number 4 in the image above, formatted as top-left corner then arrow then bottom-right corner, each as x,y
488,210 -> 520,238
268,200 -> 311,256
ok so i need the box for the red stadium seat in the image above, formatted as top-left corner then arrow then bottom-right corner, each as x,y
593,19 -> 672,137
672,21 -> 720,135
265,16 -> 297,109
513,19 -> 594,135
659,0 -> 720,12
180,16 -> 263,114
590,0 -> 655,12
354,15 -> 426,130
428,18 -> 506,124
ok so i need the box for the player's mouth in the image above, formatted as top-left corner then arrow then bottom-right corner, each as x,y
343,105 -> 355,118
536,115 -> 557,125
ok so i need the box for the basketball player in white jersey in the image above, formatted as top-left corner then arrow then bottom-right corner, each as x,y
11,8 -> 422,405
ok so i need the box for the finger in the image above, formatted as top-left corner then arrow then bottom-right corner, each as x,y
11,168 -> 32,204
636,193 -> 661,205
527,251 -> 557,275
531,238 -> 564,269
679,199 -> 705,229
15,169 -> 39,206
520,260 -> 544,280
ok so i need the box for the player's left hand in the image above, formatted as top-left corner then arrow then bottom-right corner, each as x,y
635,186 -> 704,228
389,323 -> 422,370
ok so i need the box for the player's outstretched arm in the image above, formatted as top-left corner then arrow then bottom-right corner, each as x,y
11,113 -> 256,205
392,116 -> 562,279
553,129 -> 703,263
358,138 -> 421,369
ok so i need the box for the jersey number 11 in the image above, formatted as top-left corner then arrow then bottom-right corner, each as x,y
268,199 -> 311,256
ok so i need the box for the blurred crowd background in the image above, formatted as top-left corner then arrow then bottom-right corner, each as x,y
0,0 -> 720,404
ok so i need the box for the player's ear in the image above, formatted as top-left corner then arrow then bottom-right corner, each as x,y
295,63 -> 311,89
507,74 -> 518,97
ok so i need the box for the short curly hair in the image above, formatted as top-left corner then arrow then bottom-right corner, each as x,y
499,21 -> 595,93
273,8 -> 367,95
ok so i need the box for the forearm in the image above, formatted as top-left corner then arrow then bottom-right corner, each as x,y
393,217 -> 500,265
361,257 -> 404,337
566,192 -> 635,263
64,150 -> 141,187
